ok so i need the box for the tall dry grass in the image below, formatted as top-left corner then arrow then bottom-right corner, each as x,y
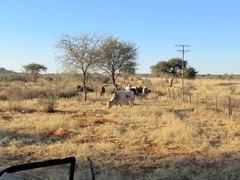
0,74 -> 239,179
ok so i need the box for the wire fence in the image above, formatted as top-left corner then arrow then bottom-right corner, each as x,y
151,86 -> 240,116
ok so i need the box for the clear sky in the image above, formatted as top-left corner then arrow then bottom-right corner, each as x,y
1,0 -> 240,74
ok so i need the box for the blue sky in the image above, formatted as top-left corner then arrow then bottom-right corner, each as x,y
1,0 -> 240,74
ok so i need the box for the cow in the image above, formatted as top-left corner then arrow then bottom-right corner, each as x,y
99,85 -> 106,96
76,85 -> 94,92
136,85 -> 143,95
127,85 -> 144,97
142,86 -> 151,98
129,87 -> 137,95
126,85 -> 139,96
125,84 -> 132,91
106,91 -> 135,109
76,85 -> 82,92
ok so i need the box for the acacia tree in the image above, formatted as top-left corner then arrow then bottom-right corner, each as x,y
56,33 -> 102,101
23,63 -> 47,81
150,58 -> 197,87
119,61 -> 138,75
96,36 -> 138,90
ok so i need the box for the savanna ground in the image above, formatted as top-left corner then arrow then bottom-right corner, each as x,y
0,73 -> 240,179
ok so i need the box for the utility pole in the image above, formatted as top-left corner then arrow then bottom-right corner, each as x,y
175,44 -> 191,89
175,44 -> 191,100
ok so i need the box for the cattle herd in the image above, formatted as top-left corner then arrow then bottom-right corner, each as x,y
125,85 -> 151,98
106,84 -> 151,109
76,84 -> 151,109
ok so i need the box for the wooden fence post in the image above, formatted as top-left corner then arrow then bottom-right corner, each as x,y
228,97 -> 232,116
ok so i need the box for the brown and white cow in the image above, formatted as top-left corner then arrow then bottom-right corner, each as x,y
99,85 -> 106,96
106,91 -> 135,109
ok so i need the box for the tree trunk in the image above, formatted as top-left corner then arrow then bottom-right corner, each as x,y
84,90 -> 87,101
83,73 -> 87,102
111,73 -> 118,91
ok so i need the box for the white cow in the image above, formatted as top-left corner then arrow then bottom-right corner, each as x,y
106,91 -> 135,109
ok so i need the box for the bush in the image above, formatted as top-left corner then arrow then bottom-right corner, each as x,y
37,88 -> 59,112
59,88 -> 78,98
5,86 -> 25,112
0,73 -> 27,82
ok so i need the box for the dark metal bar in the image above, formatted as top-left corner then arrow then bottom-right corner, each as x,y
0,157 -> 76,180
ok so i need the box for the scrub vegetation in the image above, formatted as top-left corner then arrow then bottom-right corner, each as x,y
0,73 -> 239,179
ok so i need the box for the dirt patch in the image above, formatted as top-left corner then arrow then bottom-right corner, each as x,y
144,143 -> 201,158
47,128 -> 74,136
144,143 -> 166,156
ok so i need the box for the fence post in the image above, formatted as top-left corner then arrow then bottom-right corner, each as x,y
169,88 -> 238,116
228,97 -> 232,116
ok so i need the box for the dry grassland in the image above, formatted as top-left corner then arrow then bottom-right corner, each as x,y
0,75 -> 240,179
